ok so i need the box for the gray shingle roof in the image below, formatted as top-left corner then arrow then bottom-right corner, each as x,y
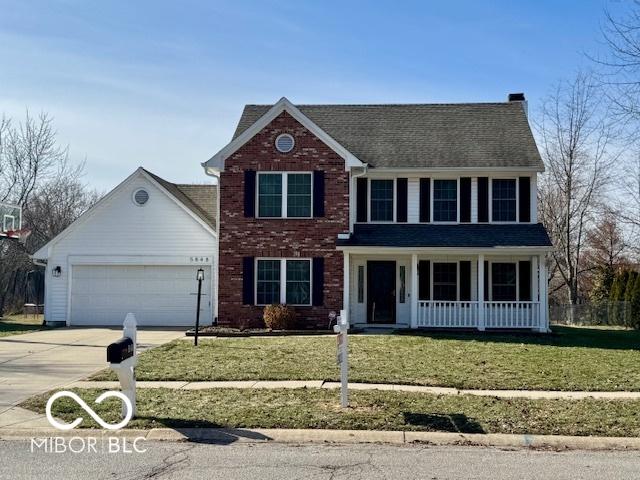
337,223 -> 552,248
233,102 -> 543,170
143,169 -> 217,229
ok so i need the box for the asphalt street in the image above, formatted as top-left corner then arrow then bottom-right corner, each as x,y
1,440 -> 639,479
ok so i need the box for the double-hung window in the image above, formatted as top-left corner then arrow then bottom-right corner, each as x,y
433,180 -> 457,222
433,262 -> 457,301
257,172 -> 312,218
370,179 -> 394,221
492,179 -> 516,222
491,263 -> 517,301
256,259 -> 311,306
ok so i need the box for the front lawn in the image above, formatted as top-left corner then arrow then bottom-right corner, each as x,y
0,314 -> 45,337
22,387 -> 640,437
90,326 -> 640,391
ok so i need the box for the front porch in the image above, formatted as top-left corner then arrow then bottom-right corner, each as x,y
343,252 -> 549,332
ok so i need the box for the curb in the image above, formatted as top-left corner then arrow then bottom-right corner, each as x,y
2,428 -> 640,451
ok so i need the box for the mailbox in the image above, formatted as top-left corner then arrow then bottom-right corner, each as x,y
107,337 -> 135,364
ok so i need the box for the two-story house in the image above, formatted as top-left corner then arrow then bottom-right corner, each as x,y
204,95 -> 553,332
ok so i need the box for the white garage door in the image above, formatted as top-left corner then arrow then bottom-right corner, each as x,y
70,265 -> 212,326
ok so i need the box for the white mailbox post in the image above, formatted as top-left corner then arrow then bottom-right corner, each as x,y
107,313 -> 138,417
333,309 -> 349,408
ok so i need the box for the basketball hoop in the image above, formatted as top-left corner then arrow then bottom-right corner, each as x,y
3,228 -> 31,244
1,202 -> 27,243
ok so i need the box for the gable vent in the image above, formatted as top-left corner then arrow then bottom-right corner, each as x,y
275,133 -> 295,153
133,188 -> 149,206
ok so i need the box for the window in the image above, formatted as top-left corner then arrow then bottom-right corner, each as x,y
399,265 -> 406,303
256,258 -> 312,305
287,174 -> 312,217
357,265 -> 365,303
370,179 -> 394,221
258,174 -> 282,217
433,263 -> 457,301
257,172 -> 312,218
433,180 -> 457,222
256,259 -> 281,305
492,179 -> 516,222
491,263 -> 517,301
286,260 -> 311,305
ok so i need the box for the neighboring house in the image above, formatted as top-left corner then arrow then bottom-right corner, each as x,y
203,95 -> 553,332
32,168 -> 217,327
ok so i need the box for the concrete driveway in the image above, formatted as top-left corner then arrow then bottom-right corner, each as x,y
0,327 -> 183,428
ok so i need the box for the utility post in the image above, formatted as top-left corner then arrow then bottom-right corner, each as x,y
195,268 -> 204,346
333,309 -> 349,408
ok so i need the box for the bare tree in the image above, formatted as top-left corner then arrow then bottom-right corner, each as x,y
23,161 -> 100,251
0,112 -> 67,206
0,112 -> 94,316
537,71 -> 619,305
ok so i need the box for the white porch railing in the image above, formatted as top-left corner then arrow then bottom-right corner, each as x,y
417,301 -> 541,329
417,301 -> 479,328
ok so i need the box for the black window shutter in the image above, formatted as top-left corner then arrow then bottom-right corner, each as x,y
242,257 -> 255,305
460,261 -> 471,301
519,261 -> 532,301
244,170 -> 256,218
484,260 -> 489,300
519,177 -> 531,223
418,260 -> 430,300
312,257 -> 324,306
396,178 -> 408,222
313,171 -> 325,217
478,177 -> 489,222
460,177 -> 471,223
356,178 -> 368,222
419,178 -> 431,223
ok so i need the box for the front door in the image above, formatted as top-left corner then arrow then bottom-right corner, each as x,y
367,261 -> 396,324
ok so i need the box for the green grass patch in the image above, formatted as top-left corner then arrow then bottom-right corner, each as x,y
0,314 -> 45,337
90,326 -> 640,391
21,387 -> 640,437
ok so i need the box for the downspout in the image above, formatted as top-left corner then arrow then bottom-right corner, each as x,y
349,164 -> 368,235
203,165 -> 221,325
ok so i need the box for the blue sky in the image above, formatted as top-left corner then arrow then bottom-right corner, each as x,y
0,0 -> 628,191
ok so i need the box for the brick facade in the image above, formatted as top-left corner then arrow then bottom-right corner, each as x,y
217,112 -> 349,328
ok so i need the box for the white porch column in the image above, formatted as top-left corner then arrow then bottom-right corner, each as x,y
343,251 -> 350,324
477,254 -> 485,331
538,254 -> 548,332
410,254 -> 418,328
531,255 -> 539,302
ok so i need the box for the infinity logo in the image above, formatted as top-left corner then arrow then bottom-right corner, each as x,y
46,391 -> 133,431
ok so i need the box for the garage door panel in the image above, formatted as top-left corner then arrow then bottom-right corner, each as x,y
70,265 -> 211,326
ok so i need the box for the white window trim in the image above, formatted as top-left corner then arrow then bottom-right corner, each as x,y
489,177 -> 519,224
431,178 -> 460,224
488,260 -> 519,302
430,260 -> 460,301
255,257 -> 313,306
368,178 -> 397,223
3,214 -> 15,231
256,172 -> 313,219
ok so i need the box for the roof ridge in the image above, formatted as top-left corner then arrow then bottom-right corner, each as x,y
243,102 -> 519,108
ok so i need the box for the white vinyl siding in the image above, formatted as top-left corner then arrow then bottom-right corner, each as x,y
42,172 -> 216,325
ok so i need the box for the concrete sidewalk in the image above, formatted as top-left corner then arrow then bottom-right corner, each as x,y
0,328 -> 184,429
65,379 -> 640,400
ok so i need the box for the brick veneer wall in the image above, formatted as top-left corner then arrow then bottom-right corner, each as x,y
217,111 -> 349,328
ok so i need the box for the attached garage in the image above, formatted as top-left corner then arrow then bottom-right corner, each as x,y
32,168 -> 218,327
70,265 -> 212,326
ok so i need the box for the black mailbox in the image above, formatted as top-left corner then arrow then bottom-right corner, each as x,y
107,337 -> 134,364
